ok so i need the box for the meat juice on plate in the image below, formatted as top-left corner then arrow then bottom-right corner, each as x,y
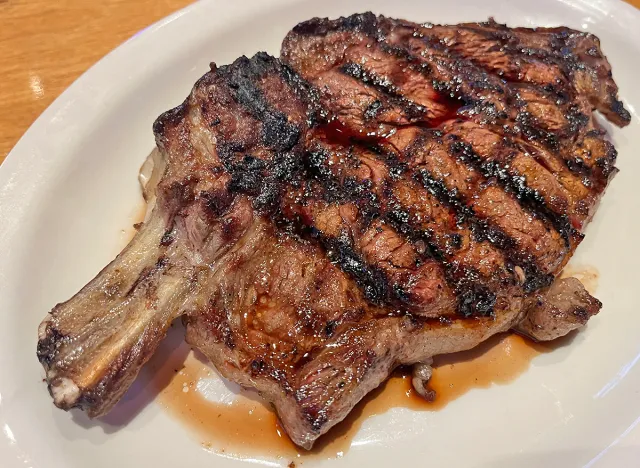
151,331 -> 566,461
115,167 -> 600,462
101,185 -> 598,459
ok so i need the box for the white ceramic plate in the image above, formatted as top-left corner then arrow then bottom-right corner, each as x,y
2,0 -> 640,466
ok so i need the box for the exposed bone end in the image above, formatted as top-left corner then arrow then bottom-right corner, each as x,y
514,276 -> 601,342
139,148 -> 167,223
39,317 -> 83,410
138,151 -> 155,194
411,359 -> 436,401
36,210 -> 187,417
50,377 -> 81,409
37,315 -> 51,341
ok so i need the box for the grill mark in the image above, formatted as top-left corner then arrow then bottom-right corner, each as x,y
381,191 -> 500,317
278,61 -> 318,104
451,23 -> 589,79
404,131 -> 567,280
380,196 -> 442,259
367,24 -> 600,183
284,23 -> 563,292
404,35 -> 597,183
413,167 -> 553,292
424,24 -> 569,85
210,94 -> 531,316
339,62 -> 431,121
375,40 -> 511,128
502,137 -> 596,224
292,14 -> 619,196
276,198 -> 421,311
376,43 -> 475,106
465,23 -> 630,126
225,55 -> 302,152
284,150 -> 449,312
275,60 -> 326,128
303,148 -> 382,222
254,146 -> 405,309
219,53 -> 512,314
241,44 -> 565,304
299,141 -> 515,316
440,122 -> 586,221
287,152 -> 433,310
395,134 -> 558,290
315,124 -> 560,302
444,134 -> 576,246
508,85 -> 595,181
218,146 -> 309,215
210,56 -> 317,216
511,97 -> 592,175
307,227 -> 391,305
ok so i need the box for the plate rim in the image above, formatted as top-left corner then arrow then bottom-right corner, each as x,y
1,0 -> 640,467
2,0 -> 640,178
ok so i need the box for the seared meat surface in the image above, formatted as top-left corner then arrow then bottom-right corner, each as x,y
515,276 -> 601,341
38,13 -> 628,450
282,13 -> 629,230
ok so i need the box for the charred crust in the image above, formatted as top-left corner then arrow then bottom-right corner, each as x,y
520,264 -> 554,293
290,12 -> 381,39
572,306 -> 589,322
515,111 -> 560,152
415,169 -> 475,229
262,114 -> 301,153
339,62 -> 429,121
415,167 -> 555,293
338,12 -> 382,38
593,140 -> 618,180
36,325 -> 66,368
449,233 -> 463,249
160,228 -> 175,246
302,148 -> 381,220
447,138 -> 574,246
324,320 -> 337,337
461,285 -> 499,317
152,102 -> 188,140
315,230 -> 390,304
609,97 -> 631,125
223,54 -> 302,152
228,155 -> 266,196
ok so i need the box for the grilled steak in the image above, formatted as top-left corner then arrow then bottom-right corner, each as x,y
37,13 -> 628,450
515,276 -> 601,341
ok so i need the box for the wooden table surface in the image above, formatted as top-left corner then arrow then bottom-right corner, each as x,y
1,0 -> 638,165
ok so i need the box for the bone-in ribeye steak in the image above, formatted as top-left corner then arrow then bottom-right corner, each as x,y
37,13 -> 629,449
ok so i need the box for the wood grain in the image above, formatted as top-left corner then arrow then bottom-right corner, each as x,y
1,0 -> 638,165
0,0 -> 194,164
